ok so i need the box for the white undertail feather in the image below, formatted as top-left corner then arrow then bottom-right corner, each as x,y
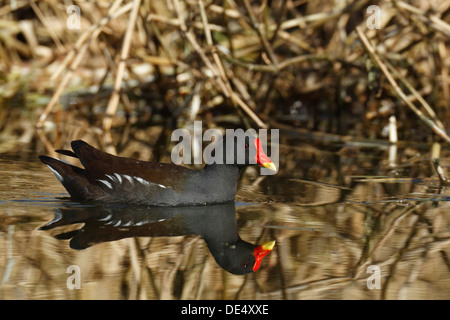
46,165 -> 64,183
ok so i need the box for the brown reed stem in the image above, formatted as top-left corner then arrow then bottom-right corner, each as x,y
356,26 -> 450,144
102,0 -> 142,154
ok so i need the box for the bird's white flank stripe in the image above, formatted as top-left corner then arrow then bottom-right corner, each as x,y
134,176 -> 150,186
123,174 -> 134,184
97,214 -> 112,221
114,173 -> 122,184
97,179 -> 113,189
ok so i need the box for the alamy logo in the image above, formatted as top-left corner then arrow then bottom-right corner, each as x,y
170,121 -> 278,175
366,5 -> 382,30
66,5 -> 81,30
366,265 -> 381,289
66,265 -> 81,289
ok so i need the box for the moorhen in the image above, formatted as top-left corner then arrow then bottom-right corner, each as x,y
39,135 -> 276,206
40,203 -> 275,274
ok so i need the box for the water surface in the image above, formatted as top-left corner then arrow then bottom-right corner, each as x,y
0,143 -> 449,300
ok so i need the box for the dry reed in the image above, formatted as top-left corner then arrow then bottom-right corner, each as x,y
0,0 -> 448,155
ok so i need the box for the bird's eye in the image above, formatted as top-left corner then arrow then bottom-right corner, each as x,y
241,263 -> 249,269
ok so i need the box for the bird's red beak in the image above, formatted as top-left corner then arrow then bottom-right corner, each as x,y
253,240 -> 276,272
254,139 -> 277,171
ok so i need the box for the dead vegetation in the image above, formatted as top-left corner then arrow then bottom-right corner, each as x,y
0,0 -> 449,157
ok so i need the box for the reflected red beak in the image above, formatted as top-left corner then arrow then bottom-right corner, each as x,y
254,138 -> 277,171
253,240 -> 276,272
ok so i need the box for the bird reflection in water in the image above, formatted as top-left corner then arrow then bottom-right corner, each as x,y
40,203 -> 275,275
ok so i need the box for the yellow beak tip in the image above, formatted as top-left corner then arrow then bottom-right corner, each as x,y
262,240 -> 276,251
263,162 -> 277,172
